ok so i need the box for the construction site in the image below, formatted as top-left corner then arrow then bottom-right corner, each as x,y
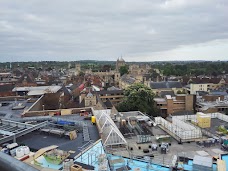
1,104 -> 228,171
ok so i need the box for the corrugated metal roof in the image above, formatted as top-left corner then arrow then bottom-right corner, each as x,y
13,86 -> 62,95
27,90 -> 46,96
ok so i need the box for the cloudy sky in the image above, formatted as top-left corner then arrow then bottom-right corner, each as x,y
0,0 -> 228,62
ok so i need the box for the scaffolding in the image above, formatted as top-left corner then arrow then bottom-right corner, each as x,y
175,112 -> 228,123
155,117 -> 202,141
93,109 -> 127,147
156,112 -> 228,141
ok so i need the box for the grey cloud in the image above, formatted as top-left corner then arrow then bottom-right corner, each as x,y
0,0 -> 228,62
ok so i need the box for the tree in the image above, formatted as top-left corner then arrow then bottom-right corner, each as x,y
101,65 -> 112,72
117,83 -> 159,117
148,69 -> 160,78
177,90 -> 185,94
79,71 -> 85,77
119,65 -> 129,76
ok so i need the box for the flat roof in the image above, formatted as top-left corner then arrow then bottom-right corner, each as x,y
166,95 -> 172,99
154,98 -> 167,103
197,101 -> 228,108
27,90 -> 46,96
0,73 -> 11,75
12,86 -> 62,96
15,115 -> 100,157
0,119 -> 47,144
0,100 -> 35,119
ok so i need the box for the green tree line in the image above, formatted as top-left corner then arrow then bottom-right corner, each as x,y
152,62 -> 228,76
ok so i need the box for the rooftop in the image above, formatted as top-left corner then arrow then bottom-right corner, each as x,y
0,99 -> 35,119
120,74 -> 136,84
12,86 -> 62,96
160,91 -> 175,98
190,77 -> 225,84
197,100 -> 228,110
154,98 -> 167,103
0,119 -> 47,144
14,114 -> 100,157
150,81 -> 182,89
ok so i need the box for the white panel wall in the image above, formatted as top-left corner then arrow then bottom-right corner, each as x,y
155,112 -> 228,140
155,117 -> 202,140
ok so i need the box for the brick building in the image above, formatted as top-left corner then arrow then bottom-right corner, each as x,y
154,94 -> 195,115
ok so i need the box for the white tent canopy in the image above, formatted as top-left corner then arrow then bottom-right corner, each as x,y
93,109 -> 127,146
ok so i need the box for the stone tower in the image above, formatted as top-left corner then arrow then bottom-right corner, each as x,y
68,62 -> 71,69
116,57 -> 125,71
84,92 -> 96,107
75,63 -> 81,75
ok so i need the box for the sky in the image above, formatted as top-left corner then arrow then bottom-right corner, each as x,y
0,0 -> 228,62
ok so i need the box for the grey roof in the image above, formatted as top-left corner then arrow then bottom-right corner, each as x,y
96,95 -> 106,109
210,90 -> 228,96
104,99 -> 113,108
62,85 -> 72,96
196,91 -> 209,96
79,99 -> 85,107
13,86 -> 62,94
107,86 -> 121,91
17,73 -> 35,84
68,84 -> 80,91
150,81 -> 182,89
121,74 -> 135,84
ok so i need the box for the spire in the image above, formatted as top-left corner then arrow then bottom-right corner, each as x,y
120,55 -> 124,62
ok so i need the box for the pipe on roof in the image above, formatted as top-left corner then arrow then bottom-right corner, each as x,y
0,152 -> 39,171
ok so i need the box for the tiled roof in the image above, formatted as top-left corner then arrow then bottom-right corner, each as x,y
17,73 -> 35,84
183,77 -> 225,85
96,95 -> 106,109
104,99 -> 114,108
68,83 -> 81,91
121,74 -> 135,84
190,78 -> 223,84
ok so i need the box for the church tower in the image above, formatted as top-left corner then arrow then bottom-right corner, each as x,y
116,57 -> 125,71
75,63 -> 81,75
